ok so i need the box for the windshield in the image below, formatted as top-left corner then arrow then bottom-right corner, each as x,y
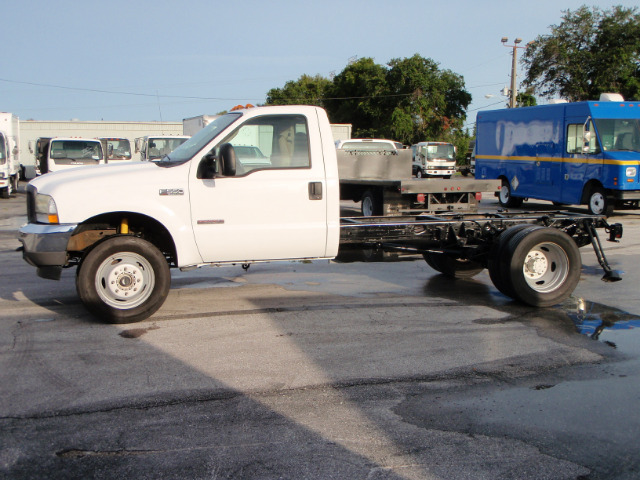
157,113 -> 242,164
105,139 -> 132,160
422,144 -> 455,160
594,118 -> 640,152
50,140 -> 103,164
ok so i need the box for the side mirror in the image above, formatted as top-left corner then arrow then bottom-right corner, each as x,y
218,143 -> 236,177
28,140 -> 34,154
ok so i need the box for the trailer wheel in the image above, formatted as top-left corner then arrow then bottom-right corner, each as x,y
588,186 -> 613,217
361,190 -> 382,216
498,179 -> 523,208
488,224 -> 540,298
423,252 -> 484,279
500,227 -> 581,307
76,236 -> 171,324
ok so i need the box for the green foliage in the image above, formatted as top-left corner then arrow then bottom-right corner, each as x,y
265,74 -> 332,106
264,55 -> 472,146
522,5 -> 640,101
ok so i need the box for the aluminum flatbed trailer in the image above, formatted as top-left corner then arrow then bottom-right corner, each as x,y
339,211 -> 623,307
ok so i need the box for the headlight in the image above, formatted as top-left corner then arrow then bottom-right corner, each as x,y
35,193 -> 59,224
626,167 -> 637,177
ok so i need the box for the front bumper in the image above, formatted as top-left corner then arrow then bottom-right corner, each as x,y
18,223 -> 77,279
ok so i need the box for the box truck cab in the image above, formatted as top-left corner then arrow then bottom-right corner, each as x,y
35,137 -> 104,175
99,137 -> 132,163
476,95 -> 640,215
134,135 -> 190,162
411,141 -> 456,178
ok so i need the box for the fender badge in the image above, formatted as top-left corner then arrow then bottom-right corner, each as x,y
159,188 -> 184,196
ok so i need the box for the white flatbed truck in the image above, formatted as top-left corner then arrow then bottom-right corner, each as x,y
18,106 -> 623,323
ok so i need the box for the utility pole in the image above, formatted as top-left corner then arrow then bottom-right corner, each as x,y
501,37 -> 526,108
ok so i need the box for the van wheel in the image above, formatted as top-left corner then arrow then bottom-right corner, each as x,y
588,187 -> 613,216
76,236 -> 171,323
423,252 -> 484,279
494,227 -> 581,307
498,179 -> 523,208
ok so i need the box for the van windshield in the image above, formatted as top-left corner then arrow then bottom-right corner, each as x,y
594,119 -> 640,152
424,144 -> 455,160
156,113 -> 242,165
50,140 -> 103,164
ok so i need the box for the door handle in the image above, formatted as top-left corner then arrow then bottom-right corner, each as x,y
308,182 -> 323,200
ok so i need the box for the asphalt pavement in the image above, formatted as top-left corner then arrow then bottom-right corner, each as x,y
1,185 -> 640,479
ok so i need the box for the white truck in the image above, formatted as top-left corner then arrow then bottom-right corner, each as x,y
34,137 -> 104,175
183,115 -> 218,136
411,141 -> 457,178
99,137 -> 133,163
18,105 -> 623,324
134,135 -> 190,162
0,112 -> 20,198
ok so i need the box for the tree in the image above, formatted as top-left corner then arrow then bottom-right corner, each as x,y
522,5 -> 640,101
264,55 -> 472,145
323,58 -> 388,137
265,74 -> 332,106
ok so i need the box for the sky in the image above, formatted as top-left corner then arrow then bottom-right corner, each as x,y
1,0 -> 637,130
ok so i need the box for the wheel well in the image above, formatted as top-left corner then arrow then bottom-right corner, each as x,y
580,179 -> 604,204
68,212 -> 178,267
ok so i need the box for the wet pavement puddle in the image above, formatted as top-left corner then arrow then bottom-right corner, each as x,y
558,297 -> 640,351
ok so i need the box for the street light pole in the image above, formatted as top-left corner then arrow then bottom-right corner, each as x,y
501,37 -> 525,108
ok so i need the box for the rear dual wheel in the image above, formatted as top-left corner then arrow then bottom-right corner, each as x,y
423,252 -> 484,279
488,225 -> 581,307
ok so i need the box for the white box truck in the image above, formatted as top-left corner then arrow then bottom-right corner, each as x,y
0,112 -> 20,198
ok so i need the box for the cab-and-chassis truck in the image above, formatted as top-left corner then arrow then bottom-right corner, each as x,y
18,106 -> 623,323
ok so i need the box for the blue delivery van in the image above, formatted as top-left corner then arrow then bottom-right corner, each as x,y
475,97 -> 640,215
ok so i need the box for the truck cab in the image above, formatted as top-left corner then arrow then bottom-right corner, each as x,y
35,137 -> 104,175
411,141 -> 456,178
99,137 -> 132,163
134,135 -> 190,162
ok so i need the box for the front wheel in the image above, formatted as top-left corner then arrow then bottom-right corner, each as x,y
588,186 -> 613,216
76,236 -> 171,323
415,169 -> 424,178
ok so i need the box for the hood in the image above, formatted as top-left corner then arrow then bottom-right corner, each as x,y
29,162 -> 175,196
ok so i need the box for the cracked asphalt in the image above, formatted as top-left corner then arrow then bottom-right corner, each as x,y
2,186 -> 640,479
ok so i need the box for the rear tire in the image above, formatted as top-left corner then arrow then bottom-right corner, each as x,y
361,189 -> 382,216
76,236 -> 171,323
488,224 -> 539,298
499,178 -> 523,208
423,252 -> 484,279
498,227 -> 581,307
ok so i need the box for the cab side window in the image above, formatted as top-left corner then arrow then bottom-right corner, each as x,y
566,121 -> 600,154
222,114 -> 310,175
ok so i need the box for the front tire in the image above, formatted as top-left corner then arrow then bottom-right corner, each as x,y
76,236 -> 171,323
588,186 -> 613,216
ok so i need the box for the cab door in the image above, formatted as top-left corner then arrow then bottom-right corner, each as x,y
562,118 -> 604,204
189,113 -> 329,263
